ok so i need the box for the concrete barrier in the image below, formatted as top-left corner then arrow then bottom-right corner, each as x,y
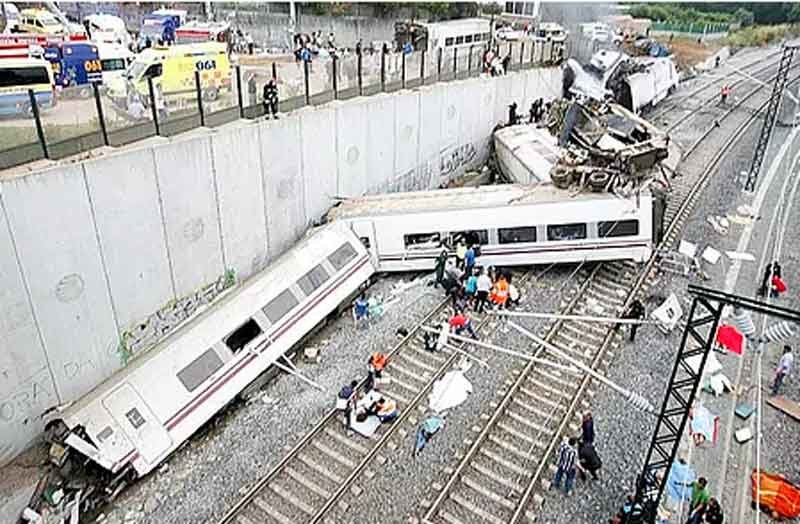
0,66 -> 562,465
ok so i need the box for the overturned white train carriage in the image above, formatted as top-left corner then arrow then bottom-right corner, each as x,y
43,225 -> 375,501
327,183 -> 665,273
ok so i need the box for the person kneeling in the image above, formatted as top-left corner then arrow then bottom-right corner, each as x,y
367,397 -> 399,423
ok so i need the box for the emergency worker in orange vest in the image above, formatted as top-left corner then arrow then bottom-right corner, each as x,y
366,352 -> 388,391
491,274 -> 510,308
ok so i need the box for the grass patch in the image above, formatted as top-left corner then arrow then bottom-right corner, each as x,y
723,24 -> 800,48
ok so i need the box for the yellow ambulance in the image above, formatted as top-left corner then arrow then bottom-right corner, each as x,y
17,9 -> 65,35
108,41 -> 231,107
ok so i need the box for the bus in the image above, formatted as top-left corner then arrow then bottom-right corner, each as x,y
394,18 -> 492,54
0,57 -> 55,116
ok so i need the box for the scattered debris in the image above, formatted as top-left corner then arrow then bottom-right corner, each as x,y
651,293 -> 683,332
689,405 -> 719,445
735,427 -> 753,444
725,251 -> 756,262
701,246 -> 722,265
707,215 -> 729,235
766,395 -> 800,422
735,403 -> 755,420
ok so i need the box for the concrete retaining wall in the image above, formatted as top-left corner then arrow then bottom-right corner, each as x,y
0,66 -> 561,465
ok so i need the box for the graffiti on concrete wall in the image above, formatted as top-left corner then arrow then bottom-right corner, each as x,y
440,142 -> 477,178
117,269 -> 236,366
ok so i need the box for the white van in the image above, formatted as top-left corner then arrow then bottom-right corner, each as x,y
96,41 -> 133,83
85,13 -> 131,47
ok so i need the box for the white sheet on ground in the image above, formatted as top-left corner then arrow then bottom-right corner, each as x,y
651,293 -> 683,332
350,390 -> 387,438
685,352 -> 723,376
429,370 -> 472,413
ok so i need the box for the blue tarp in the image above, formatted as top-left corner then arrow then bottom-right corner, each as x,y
666,461 -> 696,504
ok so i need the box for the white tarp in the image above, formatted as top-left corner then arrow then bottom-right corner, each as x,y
652,293 -> 683,333
429,370 -> 472,413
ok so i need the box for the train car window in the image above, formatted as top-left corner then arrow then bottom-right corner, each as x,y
297,264 -> 331,295
262,289 -> 300,324
224,318 -> 263,353
498,226 -> 537,244
465,35 -> 473,43
447,230 -> 489,246
445,37 -> 454,46
125,408 -> 146,429
547,223 -> 587,241
598,220 -> 639,238
177,348 -> 224,392
359,237 -> 371,249
328,243 -> 358,270
455,36 -> 464,45
404,232 -> 441,249
474,33 -> 483,42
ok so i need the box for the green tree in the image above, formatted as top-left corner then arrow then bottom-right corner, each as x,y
734,7 -> 755,26
788,3 -> 800,23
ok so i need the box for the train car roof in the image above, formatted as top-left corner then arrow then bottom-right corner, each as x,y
327,183 -> 649,220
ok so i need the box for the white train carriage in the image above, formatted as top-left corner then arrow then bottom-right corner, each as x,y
327,184 -> 662,272
626,57 -> 678,113
45,224 -> 374,483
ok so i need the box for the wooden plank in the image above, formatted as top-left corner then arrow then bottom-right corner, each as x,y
766,395 -> 800,421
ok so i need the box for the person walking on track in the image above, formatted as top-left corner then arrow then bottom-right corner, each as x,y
550,437 -> 578,496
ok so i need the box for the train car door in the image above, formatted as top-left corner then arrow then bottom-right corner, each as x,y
349,220 -> 378,265
102,383 -> 172,466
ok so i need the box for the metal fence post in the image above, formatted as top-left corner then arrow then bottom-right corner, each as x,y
236,65 -> 244,118
28,89 -> 48,159
303,59 -> 310,105
147,76 -> 160,136
452,47 -> 457,76
357,49 -> 363,96
520,42 -> 525,68
332,55 -> 339,99
92,82 -> 109,146
437,47 -> 442,81
530,40 -> 536,65
401,51 -> 406,89
380,44 -> 386,92
468,44 -> 473,73
420,49 -> 426,85
272,62 -> 277,80
194,70 -> 205,127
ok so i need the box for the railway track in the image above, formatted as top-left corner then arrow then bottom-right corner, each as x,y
217,270 -> 552,524
420,57 -> 795,524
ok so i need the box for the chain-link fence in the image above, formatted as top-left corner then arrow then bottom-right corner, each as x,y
0,38 -> 567,171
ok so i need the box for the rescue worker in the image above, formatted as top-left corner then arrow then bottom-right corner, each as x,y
720,84 -> 730,105
353,293 -> 369,328
619,299 -> 645,342
508,102 -> 518,126
491,274 -> 510,309
449,310 -> 478,339
434,249 -> 448,288
366,352 -> 388,391
475,269 -> 493,314
263,78 -> 279,120
337,380 -> 358,428
577,440 -> 602,481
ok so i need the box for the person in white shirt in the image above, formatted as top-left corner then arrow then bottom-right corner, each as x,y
771,345 -> 794,396
475,269 -> 493,314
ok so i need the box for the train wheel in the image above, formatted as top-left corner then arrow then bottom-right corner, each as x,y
551,168 -> 572,189
589,171 -> 610,192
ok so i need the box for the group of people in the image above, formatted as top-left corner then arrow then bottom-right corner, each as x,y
483,48 -> 512,77
293,30 -> 338,64
336,350 -> 399,429
551,412 -> 602,495
433,243 -> 520,316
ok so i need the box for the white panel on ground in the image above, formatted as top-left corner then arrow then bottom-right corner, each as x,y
153,137 -> 224,297
210,125 -> 269,280
418,84 -> 443,188
260,116 -> 306,257
365,94 -> 396,193
83,148 -> 174,329
300,108 -> 337,223
335,99 -> 368,198
393,90 -> 421,189
0,193 -> 55,467
1,166 -> 119,404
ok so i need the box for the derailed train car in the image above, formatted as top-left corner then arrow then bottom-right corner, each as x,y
41,224 -> 375,512
563,49 -> 678,113
327,183 -> 663,272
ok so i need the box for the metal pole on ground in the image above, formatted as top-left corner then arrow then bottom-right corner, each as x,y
530,40 -> 535,64
28,89 -> 48,159
303,59 -> 310,106
332,55 -> 339,99
519,42 -> 525,68
236,65 -> 244,119
147,77 -> 160,136
452,47 -> 457,76
92,82 -> 109,146
194,70 -> 205,127
437,47 -> 442,81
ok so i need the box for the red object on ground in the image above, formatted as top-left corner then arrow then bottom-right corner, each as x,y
716,324 -> 744,355
772,275 -> 787,293
751,470 -> 800,518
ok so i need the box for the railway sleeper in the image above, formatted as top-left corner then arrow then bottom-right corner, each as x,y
461,474 -> 516,510
484,438 -> 537,470
285,466 -> 334,499
310,440 -> 357,469
439,509 -> 469,524
323,427 -> 370,455
269,481 -> 317,515
297,453 -> 344,484
561,321 -> 605,341
390,360 -> 432,383
511,396 -> 561,423
505,408 -> 550,434
251,495 -> 295,524
527,377 -> 576,400
518,385 -> 566,410
496,420 -> 547,450
471,459 -> 526,493
449,490 -> 509,524
401,350 -> 442,372
584,285 -> 626,306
